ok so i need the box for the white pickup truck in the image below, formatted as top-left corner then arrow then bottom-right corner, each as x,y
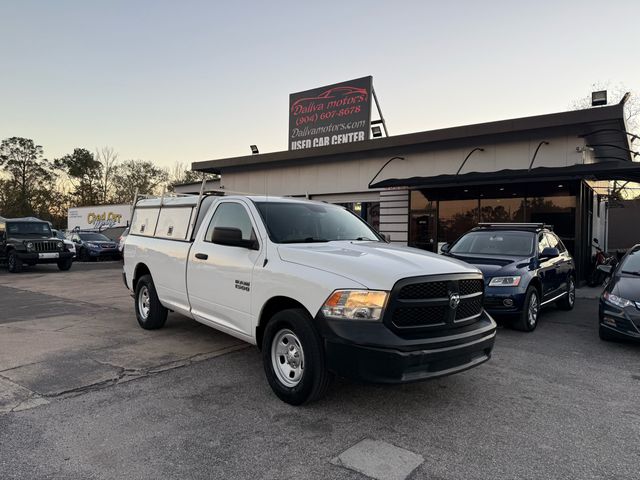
123,194 -> 496,405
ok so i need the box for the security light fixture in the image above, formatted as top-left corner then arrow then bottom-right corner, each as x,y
371,126 -> 382,138
250,145 -> 259,154
592,90 -> 607,106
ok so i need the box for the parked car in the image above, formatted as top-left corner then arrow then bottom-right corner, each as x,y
599,244 -> 640,342
0,216 -> 74,272
124,195 -> 497,405
117,227 -> 129,254
51,229 -> 76,258
70,231 -> 120,261
441,223 -> 576,331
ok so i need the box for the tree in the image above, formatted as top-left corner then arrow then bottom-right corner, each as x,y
54,148 -> 103,206
570,82 -> 640,200
95,146 -> 119,204
112,159 -> 168,203
166,161 -> 217,192
0,137 -> 56,217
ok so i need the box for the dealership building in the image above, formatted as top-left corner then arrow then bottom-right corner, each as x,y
187,100 -> 640,283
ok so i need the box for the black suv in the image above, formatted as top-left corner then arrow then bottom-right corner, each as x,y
0,216 -> 74,273
442,223 -> 576,331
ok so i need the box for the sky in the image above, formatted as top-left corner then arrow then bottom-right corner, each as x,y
1,0 -> 639,168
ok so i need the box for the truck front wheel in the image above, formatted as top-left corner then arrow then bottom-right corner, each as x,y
262,308 -> 333,405
134,274 -> 168,330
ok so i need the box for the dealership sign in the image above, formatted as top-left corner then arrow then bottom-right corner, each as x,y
289,76 -> 372,151
68,204 -> 132,230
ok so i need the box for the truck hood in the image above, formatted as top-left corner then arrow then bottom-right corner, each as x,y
277,241 -> 480,290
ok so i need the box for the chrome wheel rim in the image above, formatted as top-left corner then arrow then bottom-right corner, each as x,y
138,286 -> 150,320
271,329 -> 305,388
568,278 -> 575,306
528,292 -> 539,327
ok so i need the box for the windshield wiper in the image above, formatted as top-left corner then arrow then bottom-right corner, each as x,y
349,237 -> 377,241
281,237 -> 329,244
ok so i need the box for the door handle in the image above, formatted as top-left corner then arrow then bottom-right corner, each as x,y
195,253 -> 208,260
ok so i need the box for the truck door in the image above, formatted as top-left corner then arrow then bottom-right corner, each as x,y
186,200 -> 261,338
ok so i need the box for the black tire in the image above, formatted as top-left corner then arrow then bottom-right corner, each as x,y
79,248 -> 90,262
57,258 -> 73,271
7,251 -> 23,273
512,286 -> 540,332
599,325 -> 617,342
134,274 -> 168,330
261,308 -> 333,405
557,275 -> 576,310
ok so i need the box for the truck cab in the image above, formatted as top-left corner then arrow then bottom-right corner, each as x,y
123,194 -> 497,405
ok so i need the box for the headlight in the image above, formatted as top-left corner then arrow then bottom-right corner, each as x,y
25,242 -> 34,251
489,276 -> 521,287
57,242 -> 64,250
603,291 -> 633,308
321,290 -> 388,321
87,242 -> 97,248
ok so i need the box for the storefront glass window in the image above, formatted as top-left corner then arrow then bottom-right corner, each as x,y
409,191 -> 436,251
480,198 -> 526,222
438,199 -> 479,245
526,196 -> 576,254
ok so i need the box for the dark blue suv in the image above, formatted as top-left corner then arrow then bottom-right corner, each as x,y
442,224 -> 576,331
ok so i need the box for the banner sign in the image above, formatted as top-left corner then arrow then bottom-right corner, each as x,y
68,204 -> 132,230
289,76 -> 372,151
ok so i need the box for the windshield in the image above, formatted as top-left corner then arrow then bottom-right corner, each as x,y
79,233 -> 111,241
6,222 -> 52,237
620,248 -> 640,273
255,202 -> 381,244
450,230 -> 535,256
52,230 -> 66,240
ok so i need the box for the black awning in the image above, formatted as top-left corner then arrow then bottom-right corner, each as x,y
370,161 -> 640,189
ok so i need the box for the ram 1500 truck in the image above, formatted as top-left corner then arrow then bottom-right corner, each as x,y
123,194 -> 497,405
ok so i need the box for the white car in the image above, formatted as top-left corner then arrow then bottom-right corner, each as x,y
123,195 -> 496,405
52,229 -> 76,258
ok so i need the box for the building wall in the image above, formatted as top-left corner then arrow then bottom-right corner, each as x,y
379,190 -> 409,245
218,131 -> 590,198
608,199 -> 640,251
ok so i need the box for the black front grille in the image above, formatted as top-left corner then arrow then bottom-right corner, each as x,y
392,306 -> 448,327
459,279 -> 484,296
387,274 -> 484,331
33,241 -> 58,252
455,296 -> 483,320
398,281 -> 448,299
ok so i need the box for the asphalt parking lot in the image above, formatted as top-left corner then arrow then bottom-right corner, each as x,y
1,263 -> 639,480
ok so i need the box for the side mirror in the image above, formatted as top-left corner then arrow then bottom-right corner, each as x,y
597,264 -> 613,274
381,233 -> 390,242
540,247 -> 560,259
440,243 -> 450,254
212,227 -> 258,250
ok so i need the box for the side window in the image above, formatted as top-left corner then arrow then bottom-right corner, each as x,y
205,203 -> 256,243
538,233 -> 550,255
546,233 -> 565,253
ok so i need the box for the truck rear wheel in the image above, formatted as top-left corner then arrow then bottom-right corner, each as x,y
262,308 -> 333,405
135,274 -> 168,330
7,251 -> 23,273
